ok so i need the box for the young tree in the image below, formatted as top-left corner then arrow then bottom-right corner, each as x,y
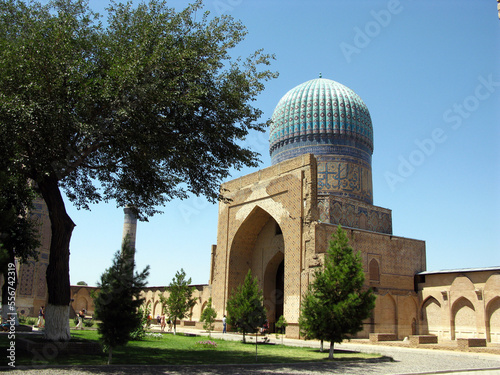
0,0 -> 276,340
160,268 -> 196,335
299,225 -> 376,359
200,297 -> 217,337
226,269 -> 267,343
94,239 -> 149,365
275,315 -> 288,345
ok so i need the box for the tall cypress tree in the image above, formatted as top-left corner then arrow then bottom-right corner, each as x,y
226,269 -> 267,343
299,225 -> 376,359
94,239 -> 149,364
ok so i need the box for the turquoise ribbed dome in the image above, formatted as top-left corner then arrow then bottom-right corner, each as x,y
269,78 -> 373,164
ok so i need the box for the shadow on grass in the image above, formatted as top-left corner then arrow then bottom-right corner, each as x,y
1,332 -> 391,372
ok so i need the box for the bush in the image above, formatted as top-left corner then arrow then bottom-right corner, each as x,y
26,317 -> 37,326
84,319 -> 94,328
129,306 -> 150,341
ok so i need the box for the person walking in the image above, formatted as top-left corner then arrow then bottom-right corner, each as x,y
222,315 -> 227,333
160,314 -> 166,332
76,309 -> 85,330
37,306 -> 44,328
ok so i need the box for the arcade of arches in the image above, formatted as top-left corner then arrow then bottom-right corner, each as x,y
9,76 -> 500,345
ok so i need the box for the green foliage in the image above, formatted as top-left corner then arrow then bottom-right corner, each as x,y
159,268 -> 196,334
0,167 -> 40,307
18,315 -> 37,326
0,329 -> 381,366
76,281 -> 88,286
0,0 -> 276,337
226,269 -> 267,343
83,319 -> 94,328
0,0 -> 277,215
129,306 -> 150,341
94,239 -> 149,364
275,315 -> 288,341
200,297 -> 217,336
299,225 -> 376,359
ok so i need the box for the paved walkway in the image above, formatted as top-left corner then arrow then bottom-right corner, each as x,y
5,327 -> 500,374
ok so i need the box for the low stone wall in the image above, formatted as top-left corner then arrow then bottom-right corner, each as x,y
369,333 -> 397,343
457,338 -> 487,349
409,335 -> 438,346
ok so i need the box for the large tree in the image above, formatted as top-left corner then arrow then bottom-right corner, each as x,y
0,0 -> 276,340
226,269 -> 267,343
299,225 -> 376,359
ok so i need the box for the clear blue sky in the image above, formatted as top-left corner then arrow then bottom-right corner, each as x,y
62,0 -> 500,287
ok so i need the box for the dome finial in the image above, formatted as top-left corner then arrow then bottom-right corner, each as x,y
319,72 -> 322,78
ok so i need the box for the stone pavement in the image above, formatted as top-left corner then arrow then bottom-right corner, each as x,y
4,326 -> 500,374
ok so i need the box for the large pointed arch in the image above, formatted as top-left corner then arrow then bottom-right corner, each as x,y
226,206 -> 284,304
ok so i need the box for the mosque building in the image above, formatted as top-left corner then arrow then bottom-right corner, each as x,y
8,76 -> 500,344
208,76 -> 425,339
138,77 -> 500,342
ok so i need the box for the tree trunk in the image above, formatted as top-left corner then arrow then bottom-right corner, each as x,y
37,175 -> 75,341
320,339 -> 323,352
328,341 -> 334,359
107,346 -> 113,365
242,331 -> 246,343
44,304 -> 70,341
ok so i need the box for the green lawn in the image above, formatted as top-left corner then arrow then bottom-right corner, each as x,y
2,330 -> 381,367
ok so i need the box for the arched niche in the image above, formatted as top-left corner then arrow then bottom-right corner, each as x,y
486,296 -> 500,343
420,296 -> 441,335
369,258 -> 380,282
451,297 -> 476,340
374,293 -> 397,334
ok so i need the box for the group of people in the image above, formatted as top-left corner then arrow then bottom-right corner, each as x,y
155,314 -> 173,332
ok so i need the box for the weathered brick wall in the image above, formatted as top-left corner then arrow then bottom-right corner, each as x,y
418,270 -> 500,342
313,223 -> 425,339
210,154 -> 317,338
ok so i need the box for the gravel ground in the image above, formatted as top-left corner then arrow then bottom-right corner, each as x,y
3,329 -> 500,374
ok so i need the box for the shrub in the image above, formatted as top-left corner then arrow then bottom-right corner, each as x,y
84,319 -> 94,328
